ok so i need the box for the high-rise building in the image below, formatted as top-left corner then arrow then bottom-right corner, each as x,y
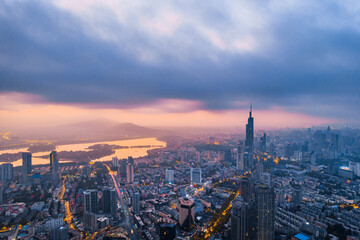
255,184 -> 275,240
190,168 -> 202,184
0,163 -> 13,181
83,212 -> 97,231
240,178 -> 251,202
349,162 -> 360,177
84,190 -> 98,214
245,105 -> 254,168
260,133 -> 267,153
50,151 -> 59,182
0,185 -> 4,203
165,169 -> 174,183
292,185 -> 302,208
120,159 -> 127,179
126,163 -> 134,183
326,126 -> 331,142
102,188 -> 111,214
178,197 -> 195,231
22,152 -> 32,182
245,105 -> 254,154
314,130 -> 326,153
112,157 -> 119,168
237,141 -> 245,170
133,190 -> 140,214
231,198 -> 256,240
330,133 -> 339,158
102,187 -> 117,217
110,188 -> 117,218
256,162 -> 264,179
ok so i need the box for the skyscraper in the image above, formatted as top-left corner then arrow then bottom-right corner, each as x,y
165,169 -> 174,183
260,133 -> 267,153
190,168 -> 202,184
245,105 -> 254,168
133,190 -> 140,214
237,141 -> 245,170
0,185 -> 4,203
110,188 -> 117,218
50,151 -> 59,182
314,130 -> 326,153
231,198 -> 256,240
102,188 -> 111,214
326,125 -> 331,142
126,163 -> 134,183
292,184 -> 303,208
178,197 -> 195,231
22,152 -> 32,182
256,162 -> 264,179
255,184 -> 275,240
120,159 -> 127,179
330,133 -> 339,158
239,177 -> 251,202
84,190 -> 98,214
102,187 -> 117,217
0,163 -> 13,181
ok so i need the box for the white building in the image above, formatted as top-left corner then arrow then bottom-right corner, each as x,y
349,162 -> 360,177
112,157 -> 119,168
190,168 -> 202,184
165,169 -> 174,183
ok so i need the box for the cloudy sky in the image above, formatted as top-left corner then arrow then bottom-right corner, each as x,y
1,0 -> 360,129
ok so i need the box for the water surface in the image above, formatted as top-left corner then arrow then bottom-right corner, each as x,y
0,138 -> 166,167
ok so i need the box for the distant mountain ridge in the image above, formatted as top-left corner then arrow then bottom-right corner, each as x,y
10,119 -> 168,139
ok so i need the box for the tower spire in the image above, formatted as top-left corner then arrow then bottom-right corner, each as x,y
250,102 -> 252,117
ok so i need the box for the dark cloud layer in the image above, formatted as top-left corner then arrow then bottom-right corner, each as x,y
1,0 -> 360,121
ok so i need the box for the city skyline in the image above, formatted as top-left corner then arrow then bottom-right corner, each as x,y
0,96 -> 359,239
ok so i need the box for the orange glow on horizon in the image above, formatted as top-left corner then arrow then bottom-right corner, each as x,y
0,92 -> 338,130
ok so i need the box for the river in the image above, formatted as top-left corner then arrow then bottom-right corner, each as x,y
0,138 -> 166,167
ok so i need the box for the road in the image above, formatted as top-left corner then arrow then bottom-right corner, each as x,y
59,178 -> 84,238
105,164 -> 142,240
